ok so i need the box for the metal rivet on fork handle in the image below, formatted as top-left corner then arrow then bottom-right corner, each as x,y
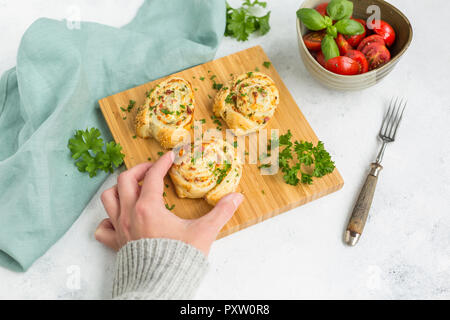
344,97 -> 407,246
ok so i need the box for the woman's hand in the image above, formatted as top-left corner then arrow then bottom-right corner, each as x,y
94,151 -> 244,256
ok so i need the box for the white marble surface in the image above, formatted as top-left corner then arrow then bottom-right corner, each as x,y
0,0 -> 449,299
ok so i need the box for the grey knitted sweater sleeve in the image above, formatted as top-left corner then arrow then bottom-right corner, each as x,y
112,238 -> 209,300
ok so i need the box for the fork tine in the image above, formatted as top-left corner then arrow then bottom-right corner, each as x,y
388,98 -> 402,138
380,100 -> 393,136
392,99 -> 407,139
383,97 -> 397,137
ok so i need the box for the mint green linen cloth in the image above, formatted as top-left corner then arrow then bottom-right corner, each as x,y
0,0 -> 225,272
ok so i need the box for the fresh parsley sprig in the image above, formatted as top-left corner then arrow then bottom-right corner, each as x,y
68,128 -> 125,177
278,130 -> 335,185
225,0 -> 271,41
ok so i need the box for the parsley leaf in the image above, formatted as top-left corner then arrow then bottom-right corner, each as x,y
68,128 -> 125,177
263,61 -> 271,68
276,130 -> 335,186
225,1 -> 271,42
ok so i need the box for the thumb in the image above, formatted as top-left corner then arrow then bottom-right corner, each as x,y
200,193 -> 244,233
140,151 -> 175,199
95,219 -> 120,251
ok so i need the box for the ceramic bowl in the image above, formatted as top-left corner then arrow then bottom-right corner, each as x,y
296,0 -> 413,90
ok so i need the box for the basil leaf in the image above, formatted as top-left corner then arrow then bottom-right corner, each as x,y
327,25 -> 337,38
334,19 -> 365,35
321,35 -> 339,61
296,8 -> 326,31
326,0 -> 353,21
323,15 -> 333,27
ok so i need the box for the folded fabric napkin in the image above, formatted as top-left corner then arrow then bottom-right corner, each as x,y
0,0 -> 225,272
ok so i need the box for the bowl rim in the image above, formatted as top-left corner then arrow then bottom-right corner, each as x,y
296,0 -> 413,78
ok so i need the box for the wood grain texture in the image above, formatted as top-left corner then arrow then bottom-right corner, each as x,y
347,163 -> 381,235
99,46 -> 344,239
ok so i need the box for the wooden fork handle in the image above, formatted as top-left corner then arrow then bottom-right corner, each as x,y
345,163 -> 383,246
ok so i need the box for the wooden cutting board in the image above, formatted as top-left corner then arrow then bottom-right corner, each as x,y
99,45 -> 343,238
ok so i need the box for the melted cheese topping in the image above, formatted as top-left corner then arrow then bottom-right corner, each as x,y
230,73 -> 279,125
148,78 -> 194,128
170,139 -> 242,204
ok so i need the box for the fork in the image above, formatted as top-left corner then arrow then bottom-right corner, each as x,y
344,98 -> 407,246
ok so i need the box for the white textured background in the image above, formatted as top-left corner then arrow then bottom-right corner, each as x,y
0,0 -> 449,299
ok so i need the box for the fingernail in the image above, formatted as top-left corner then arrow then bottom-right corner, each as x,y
94,227 -> 102,239
231,193 -> 244,208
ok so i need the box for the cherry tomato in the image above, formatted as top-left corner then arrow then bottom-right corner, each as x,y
356,34 -> 385,51
315,51 -> 326,68
325,56 -> 360,75
344,18 -> 367,47
336,33 -> 353,55
345,50 -> 369,74
368,20 -> 395,46
303,31 -> 326,51
315,2 -> 328,16
361,43 -> 391,70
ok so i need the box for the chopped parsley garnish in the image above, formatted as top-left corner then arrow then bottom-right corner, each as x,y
200,77 -> 205,81
215,161 -> 231,184
199,119 -> 206,124
165,204 -> 175,210
132,135 -> 137,139
127,100 -> 136,112
212,81 -> 223,91
157,151 -> 164,156
120,106 -> 126,112
225,94 -> 235,104
263,61 -> 271,68
147,157 -> 152,161
160,108 -> 173,115
146,88 -> 155,98
247,71 -> 253,77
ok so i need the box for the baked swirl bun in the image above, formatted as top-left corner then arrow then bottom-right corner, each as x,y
213,72 -> 279,135
135,77 -> 194,149
169,139 -> 242,206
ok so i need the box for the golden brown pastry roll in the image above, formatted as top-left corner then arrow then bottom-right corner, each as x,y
169,139 -> 242,206
213,72 -> 279,135
135,77 -> 194,149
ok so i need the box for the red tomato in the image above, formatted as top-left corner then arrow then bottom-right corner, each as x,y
345,50 -> 369,74
325,56 -> 360,75
315,2 -> 328,16
353,18 -> 367,28
356,34 -> 385,51
316,51 -> 326,67
344,18 -> 367,47
361,43 -> 391,70
336,33 -> 353,55
368,20 -> 396,46
303,31 -> 326,51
